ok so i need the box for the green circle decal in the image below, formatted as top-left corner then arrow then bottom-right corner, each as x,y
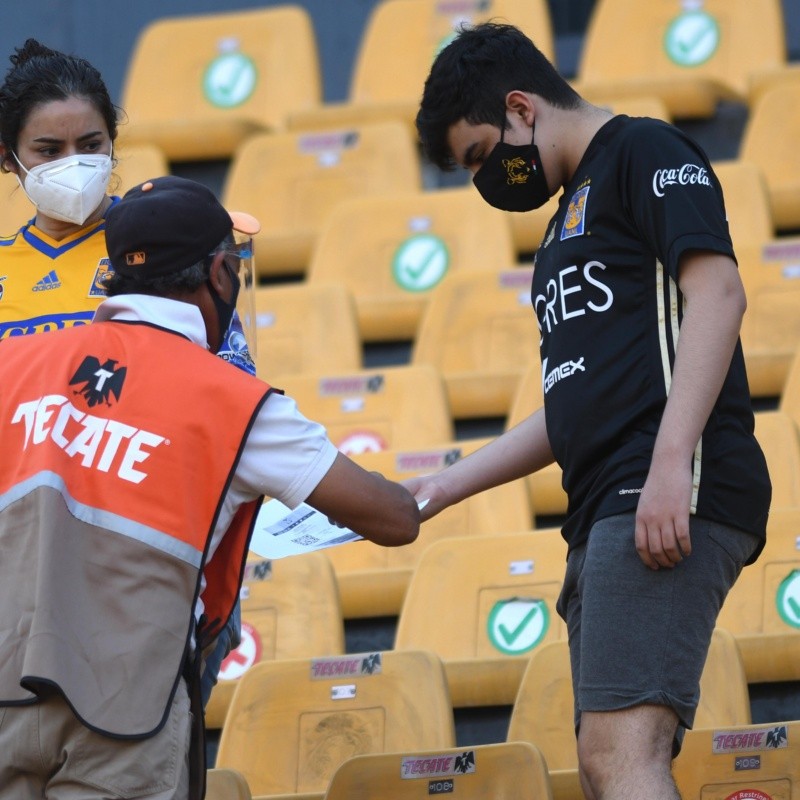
487,598 -> 549,655
203,52 -> 257,108
434,32 -> 458,60
391,234 -> 449,292
776,570 -> 800,628
664,10 -> 720,67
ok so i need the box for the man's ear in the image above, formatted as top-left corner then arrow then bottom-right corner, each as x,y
207,251 -> 227,294
505,90 -> 535,126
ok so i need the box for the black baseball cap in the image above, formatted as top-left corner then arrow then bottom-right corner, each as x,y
105,175 -> 260,278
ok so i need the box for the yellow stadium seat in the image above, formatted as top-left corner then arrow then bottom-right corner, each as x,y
736,238 -> 800,397
275,364 -> 453,456
322,741 -> 554,800
508,629 -> 751,798
716,507 -> 800,683
754,411 -> 800,510
411,267 -> 539,418
307,187 -> 515,342
0,142 -> 169,236
394,529 -> 568,707
574,0 -> 786,119
739,81 -> 800,231
207,768 -> 252,800
287,0 -> 554,134
748,61 -> 800,107
252,283 -> 361,380
713,160 -> 775,247
780,346 -> 800,429
204,551 -> 345,730
215,650 -> 456,797
222,122 -> 422,278
506,362 -> 567,518
328,438 -> 534,618
120,6 -> 321,160
672,720 -> 800,799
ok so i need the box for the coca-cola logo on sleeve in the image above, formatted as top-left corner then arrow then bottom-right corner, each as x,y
652,163 -> 711,197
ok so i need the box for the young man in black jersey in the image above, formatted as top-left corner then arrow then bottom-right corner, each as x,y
404,22 -> 771,800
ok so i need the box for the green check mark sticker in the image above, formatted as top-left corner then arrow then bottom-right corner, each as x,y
392,234 -> 449,292
203,52 -> 257,108
776,570 -> 800,628
664,11 -> 720,67
487,598 -> 549,655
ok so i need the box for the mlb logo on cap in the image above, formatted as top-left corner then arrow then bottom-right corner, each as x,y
126,252 -> 146,266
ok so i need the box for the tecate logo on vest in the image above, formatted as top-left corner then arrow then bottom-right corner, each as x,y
11,395 -> 166,484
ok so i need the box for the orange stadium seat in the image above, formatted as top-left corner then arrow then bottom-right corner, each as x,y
739,80 -> 800,232
120,6 -> 321,160
672,720 -> 800,799
215,650 -> 455,797
574,0 -> 786,119
327,438 -> 534,618
306,187 -> 516,342
206,768 -> 252,800
252,283 -> 362,380
287,0 -> 554,134
222,121 -> 422,278
322,741 -> 554,800
275,364 -> 453,456
411,267 -> 540,418
394,529 -> 568,707
203,551 -> 345,730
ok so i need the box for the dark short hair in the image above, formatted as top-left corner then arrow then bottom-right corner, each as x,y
0,38 -> 119,172
416,22 -> 581,170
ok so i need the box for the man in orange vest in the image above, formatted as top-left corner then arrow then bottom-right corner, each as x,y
0,176 -> 420,800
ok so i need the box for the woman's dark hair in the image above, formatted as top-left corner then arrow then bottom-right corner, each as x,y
416,22 -> 581,170
0,38 -> 119,172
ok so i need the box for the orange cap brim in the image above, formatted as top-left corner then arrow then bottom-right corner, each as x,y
229,210 -> 261,236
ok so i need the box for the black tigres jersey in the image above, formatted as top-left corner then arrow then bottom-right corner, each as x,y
532,115 -> 771,555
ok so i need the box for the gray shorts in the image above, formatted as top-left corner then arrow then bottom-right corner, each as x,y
556,512 -> 759,751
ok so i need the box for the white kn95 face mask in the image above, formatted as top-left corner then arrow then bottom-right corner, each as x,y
14,151 -> 112,225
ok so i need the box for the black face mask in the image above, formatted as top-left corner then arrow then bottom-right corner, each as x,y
472,121 -> 550,212
207,258 -> 240,347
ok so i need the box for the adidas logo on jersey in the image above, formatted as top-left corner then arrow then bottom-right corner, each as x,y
32,270 -> 62,292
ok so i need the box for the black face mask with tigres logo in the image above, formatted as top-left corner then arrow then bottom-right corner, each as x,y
472,122 -> 551,212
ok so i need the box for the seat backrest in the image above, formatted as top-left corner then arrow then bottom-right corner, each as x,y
578,0 -> 785,99
753,410 -> 800,510
0,142 -> 169,237
327,438 -> 534,618
716,507 -> 800,683
323,741 -> 553,800
206,768 -> 252,800
412,267 -> 539,418
275,364 -> 453,455
672,719 -> 800,799
121,6 -> 321,158
306,187 -> 516,342
222,122 -> 422,277
215,650 -> 456,795
507,628 -> 751,772
713,160 -> 775,247
780,347 -> 800,430
395,529 -> 568,662
253,282 -> 361,379
349,0 -> 554,106
739,81 -> 800,230
204,551 -> 345,729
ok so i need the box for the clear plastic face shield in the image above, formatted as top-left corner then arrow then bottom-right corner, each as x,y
216,211 -> 260,373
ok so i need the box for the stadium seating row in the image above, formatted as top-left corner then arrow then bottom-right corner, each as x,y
205,636 -> 800,799
204,504 -> 800,737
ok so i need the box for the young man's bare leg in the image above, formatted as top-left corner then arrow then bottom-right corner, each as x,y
578,705 -> 681,800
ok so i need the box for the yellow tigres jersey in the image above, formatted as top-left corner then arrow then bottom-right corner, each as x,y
0,215 -> 114,339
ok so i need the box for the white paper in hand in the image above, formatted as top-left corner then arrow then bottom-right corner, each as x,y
249,499 -> 364,559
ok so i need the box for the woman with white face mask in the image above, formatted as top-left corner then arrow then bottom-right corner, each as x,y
0,38 -> 119,338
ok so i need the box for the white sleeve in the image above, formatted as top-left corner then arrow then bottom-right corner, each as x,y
232,390 -> 338,509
